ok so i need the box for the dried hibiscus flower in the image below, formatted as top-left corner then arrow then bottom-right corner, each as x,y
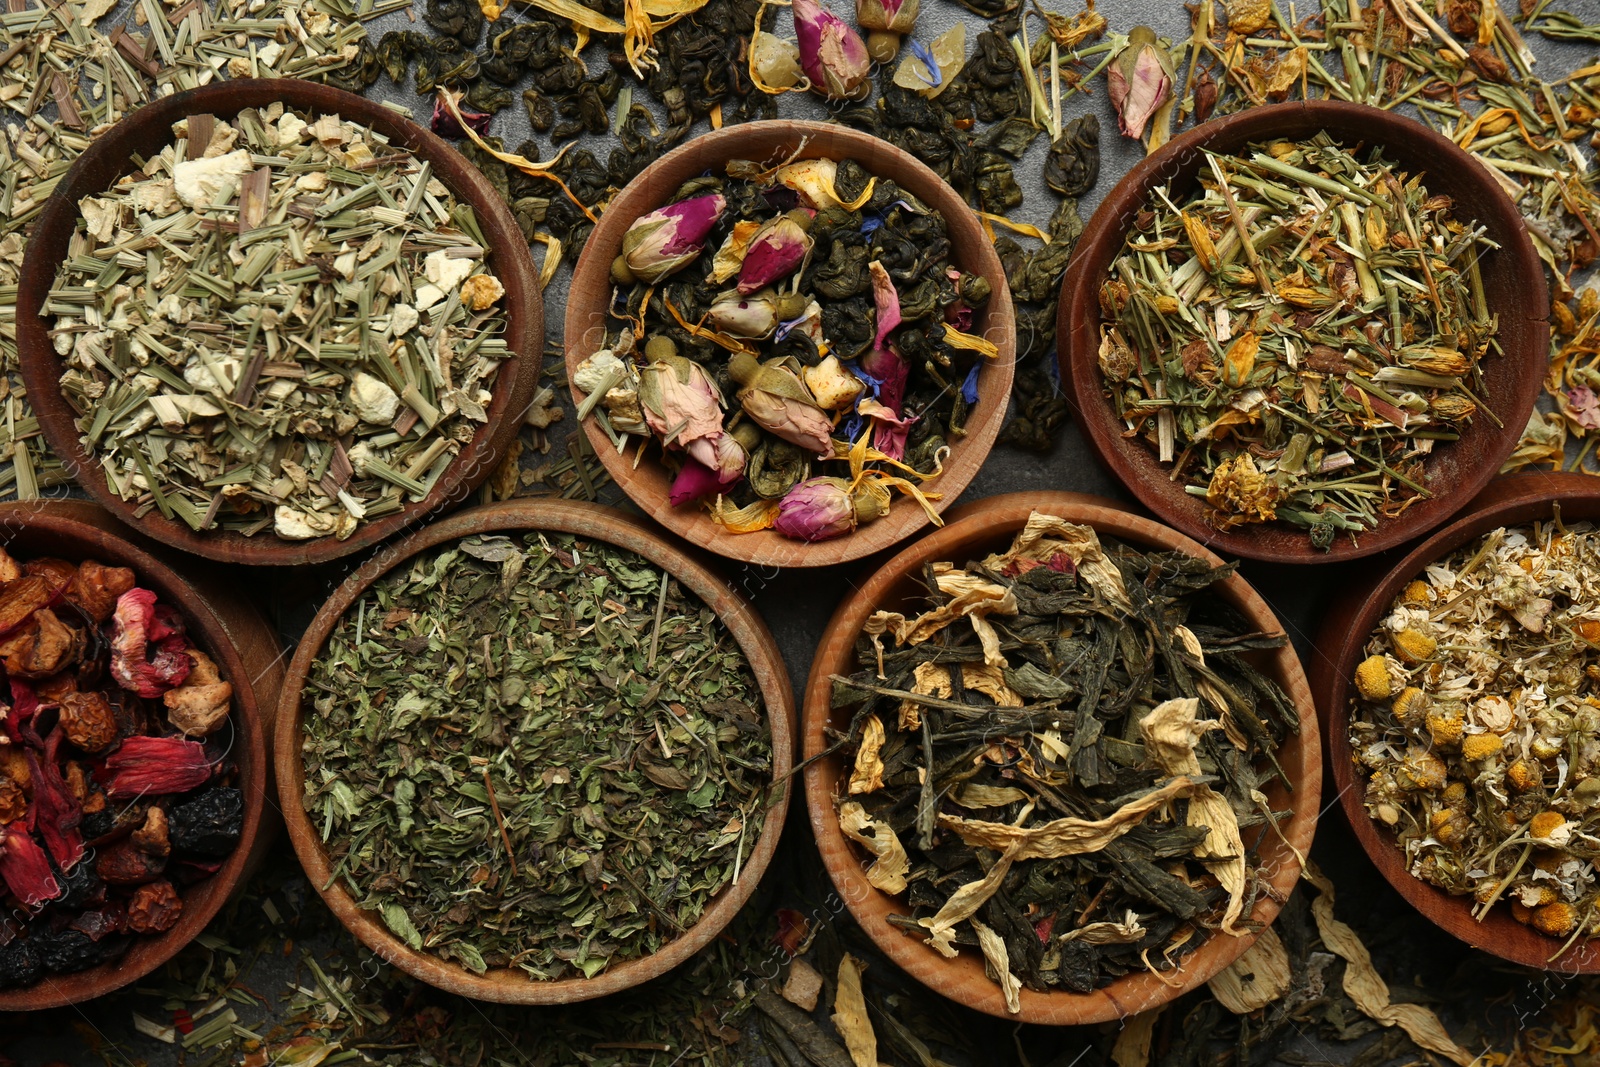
0,550 -> 241,991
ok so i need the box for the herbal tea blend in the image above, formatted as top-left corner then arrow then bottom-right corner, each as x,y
1097,134 -> 1498,549
1351,521 -> 1600,949
829,512 -> 1298,1006
574,154 -> 997,543
301,531 -> 772,980
0,546 -> 243,989
46,104 -> 512,541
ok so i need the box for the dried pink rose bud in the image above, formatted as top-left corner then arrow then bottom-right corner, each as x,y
738,214 -> 812,294
669,449 -> 743,507
1107,27 -> 1172,139
729,353 -> 836,459
774,477 -> 856,541
794,0 -> 873,101
639,357 -> 725,452
708,290 -> 781,338
622,193 -> 727,284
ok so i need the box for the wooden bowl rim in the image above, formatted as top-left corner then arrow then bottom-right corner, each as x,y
16,79 -> 543,567
1316,471 -> 1600,973
0,500 -> 269,1011
563,119 -> 1017,570
801,490 -> 1322,1024
274,498 -> 795,1004
1057,99 -> 1549,564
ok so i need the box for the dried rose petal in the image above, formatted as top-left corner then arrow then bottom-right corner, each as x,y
101,735 -> 213,798
429,94 -> 491,139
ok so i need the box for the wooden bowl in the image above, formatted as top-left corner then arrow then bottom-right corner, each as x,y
16,80 -> 542,567
1058,101 -> 1548,564
564,120 -> 1016,569
1312,472 -> 1600,973
275,499 -> 795,1004
0,500 -> 282,1011
802,491 -> 1321,1023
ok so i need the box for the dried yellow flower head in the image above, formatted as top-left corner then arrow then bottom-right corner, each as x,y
1391,628 -> 1437,666
1225,0 -> 1271,35
1425,704 -> 1465,747
1430,395 -> 1477,423
1530,811 -> 1574,848
1402,348 -> 1470,376
1401,580 -> 1432,605
1442,781 -> 1469,809
1461,733 -> 1504,761
1533,902 -> 1578,938
1355,655 -> 1396,701
1397,749 -> 1448,791
1531,735 -> 1567,760
1429,808 -> 1472,848
1392,686 -> 1428,727
1506,757 -> 1544,792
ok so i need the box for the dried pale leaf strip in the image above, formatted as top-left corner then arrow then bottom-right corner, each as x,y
837,801 -> 909,894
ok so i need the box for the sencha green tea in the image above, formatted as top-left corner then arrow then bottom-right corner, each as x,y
830,512 -> 1297,1005
46,105 -> 511,541
301,531 -> 772,980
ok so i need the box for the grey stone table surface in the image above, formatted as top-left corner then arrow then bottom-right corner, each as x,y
5,0 -> 1600,1063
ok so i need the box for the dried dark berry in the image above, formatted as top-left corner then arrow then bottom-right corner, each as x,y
0,939 -> 41,988
79,809 -> 115,841
95,839 -> 167,885
33,929 -> 110,973
169,787 -> 242,858
68,901 -> 125,941
53,860 -> 104,910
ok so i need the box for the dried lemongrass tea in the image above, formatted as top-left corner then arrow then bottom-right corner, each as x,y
46,105 -> 512,540
828,512 -> 1298,1006
1350,520 -> 1600,951
574,153 -> 997,544
1097,133 -> 1498,550
301,532 -> 773,980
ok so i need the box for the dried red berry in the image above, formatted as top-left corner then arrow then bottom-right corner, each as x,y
126,881 -> 183,933
60,692 -> 119,754
101,735 -> 212,798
